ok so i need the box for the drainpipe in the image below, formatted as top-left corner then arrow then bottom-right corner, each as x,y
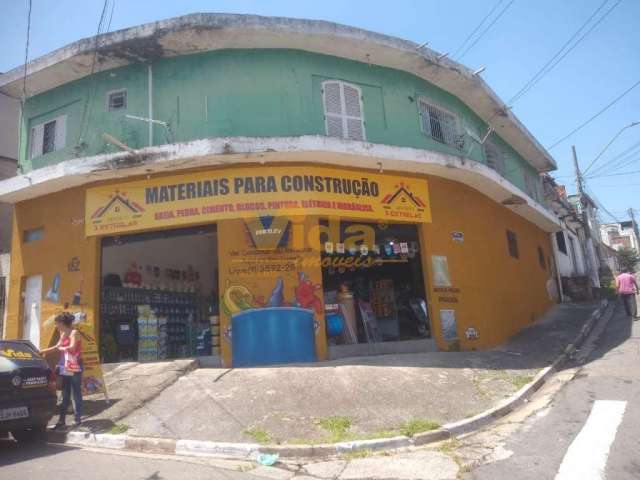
147,63 -> 153,147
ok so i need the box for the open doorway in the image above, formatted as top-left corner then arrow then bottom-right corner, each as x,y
99,225 -> 219,363
320,220 -> 430,346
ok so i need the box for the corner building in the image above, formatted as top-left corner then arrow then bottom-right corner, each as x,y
0,14 -> 560,367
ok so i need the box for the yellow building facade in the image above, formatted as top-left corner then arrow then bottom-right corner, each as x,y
5,160 -> 554,367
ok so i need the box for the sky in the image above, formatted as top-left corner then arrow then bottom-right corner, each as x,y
1,0 -> 639,222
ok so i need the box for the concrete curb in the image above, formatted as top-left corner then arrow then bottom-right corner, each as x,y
58,300 -> 610,460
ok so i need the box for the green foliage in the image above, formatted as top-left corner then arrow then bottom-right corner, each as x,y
617,247 -> 640,271
398,418 -> 441,437
106,423 -> 129,434
244,427 -> 272,444
317,416 -> 352,442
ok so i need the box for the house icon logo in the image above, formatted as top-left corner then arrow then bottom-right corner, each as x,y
90,190 -> 145,224
380,182 -> 426,211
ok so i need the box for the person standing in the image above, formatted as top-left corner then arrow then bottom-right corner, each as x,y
40,312 -> 83,428
615,268 -> 639,318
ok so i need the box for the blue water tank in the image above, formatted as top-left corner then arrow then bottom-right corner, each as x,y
232,307 -> 317,367
325,313 -> 344,337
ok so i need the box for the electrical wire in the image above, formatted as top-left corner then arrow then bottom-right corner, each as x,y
16,0 -> 32,172
508,0 -> 621,106
457,0 -> 516,60
583,121 -> 640,175
76,0 -> 112,150
546,77 -> 640,150
452,0 -> 505,59
588,140 -> 640,176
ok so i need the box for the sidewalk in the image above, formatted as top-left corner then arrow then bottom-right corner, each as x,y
78,302 -> 600,445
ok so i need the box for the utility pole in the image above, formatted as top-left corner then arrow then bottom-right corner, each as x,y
572,145 -> 590,239
573,145 -> 597,298
628,207 -> 640,252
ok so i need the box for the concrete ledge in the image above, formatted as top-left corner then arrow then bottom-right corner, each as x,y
58,300 -> 609,460
125,436 -> 177,454
329,338 -> 438,360
175,439 -> 260,458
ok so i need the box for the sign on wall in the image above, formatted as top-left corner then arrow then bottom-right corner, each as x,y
85,166 -> 431,236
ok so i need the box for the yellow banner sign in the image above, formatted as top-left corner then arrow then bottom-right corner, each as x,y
85,166 -> 431,236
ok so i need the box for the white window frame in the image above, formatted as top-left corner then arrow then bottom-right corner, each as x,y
321,80 -> 366,141
29,115 -> 66,159
417,98 -> 462,149
106,89 -> 127,112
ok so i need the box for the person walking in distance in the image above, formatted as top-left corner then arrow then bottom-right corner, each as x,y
40,312 -> 84,428
615,268 -> 639,318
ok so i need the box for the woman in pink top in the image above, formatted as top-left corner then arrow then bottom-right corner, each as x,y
40,312 -> 83,428
615,268 -> 638,318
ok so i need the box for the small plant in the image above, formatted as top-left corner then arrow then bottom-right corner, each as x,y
317,416 -> 352,442
106,423 -> 129,434
341,449 -> 374,460
398,418 -> 440,437
511,374 -> 534,390
244,426 -> 272,444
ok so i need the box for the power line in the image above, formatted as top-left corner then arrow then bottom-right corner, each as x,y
508,0 -> 619,105
76,0 -> 113,150
589,139 -> 640,176
452,0 -> 505,59
457,0 -> 516,60
583,121 -> 640,175
547,77 -> 640,150
586,168 -> 640,179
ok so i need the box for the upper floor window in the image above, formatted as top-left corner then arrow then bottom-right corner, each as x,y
506,230 -> 519,259
418,99 -> 462,149
322,80 -> 365,141
483,139 -> 506,175
30,116 -> 66,159
107,89 -> 127,111
555,231 -> 567,254
524,171 -> 540,201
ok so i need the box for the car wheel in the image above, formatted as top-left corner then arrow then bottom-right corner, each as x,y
11,424 -> 47,443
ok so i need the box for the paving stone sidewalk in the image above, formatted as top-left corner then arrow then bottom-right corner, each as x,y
80,302 -> 598,444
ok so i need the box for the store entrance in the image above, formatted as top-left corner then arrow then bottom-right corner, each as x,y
99,225 -> 219,363
321,220 -> 430,345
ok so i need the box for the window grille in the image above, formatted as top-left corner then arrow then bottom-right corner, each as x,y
322,80 -> 365,141
30,116 -> 66,159
108,90 -> 127,111
483,139 -> 506,175
418,99 -> 461,148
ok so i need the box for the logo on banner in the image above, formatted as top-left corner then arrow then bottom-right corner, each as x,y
380,182 -> 427,219
244,216 -> 291,249
90,191 -> 145,227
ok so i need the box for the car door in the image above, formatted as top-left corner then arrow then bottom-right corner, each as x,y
23,276 -> 42,348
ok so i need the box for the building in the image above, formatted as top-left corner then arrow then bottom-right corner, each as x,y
0,92 -> 19,337
0,14 -> 560,367
600,221 -> 639,253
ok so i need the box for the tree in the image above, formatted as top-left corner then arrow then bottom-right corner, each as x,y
617,247 -> 640,271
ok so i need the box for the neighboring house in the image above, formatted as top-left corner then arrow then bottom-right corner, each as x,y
0,92 -> 19,337
0,14 -> 559,364
568,193 -> 602,292
543,175 -> 591,301
600,221 -> 639,254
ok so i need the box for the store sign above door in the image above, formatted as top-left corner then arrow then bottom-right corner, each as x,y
85,166 -> 431,236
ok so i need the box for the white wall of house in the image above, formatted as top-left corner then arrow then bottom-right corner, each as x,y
600,222 -> 639,253
553,226 -> 586,277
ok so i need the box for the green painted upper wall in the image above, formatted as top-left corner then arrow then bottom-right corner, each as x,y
20,49 -> 541,200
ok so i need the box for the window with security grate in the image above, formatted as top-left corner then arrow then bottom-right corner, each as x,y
524,171 -> 540,202
322,80 -> 365,141
108,89 -> 127,111
418,99 -> 461,148
30,116 -> 66,159
507,230 -> 519,259
483,139 -> 506,175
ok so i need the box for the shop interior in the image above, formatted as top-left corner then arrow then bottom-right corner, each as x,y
99,225 -> 219,363
321,220 -> 430,345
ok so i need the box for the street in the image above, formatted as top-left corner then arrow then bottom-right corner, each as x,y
464,302 -> 640,479
0,441 -> 263,480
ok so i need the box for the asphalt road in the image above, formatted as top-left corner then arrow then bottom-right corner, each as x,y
0,441 -> 265,480
466,302 -> 640,480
